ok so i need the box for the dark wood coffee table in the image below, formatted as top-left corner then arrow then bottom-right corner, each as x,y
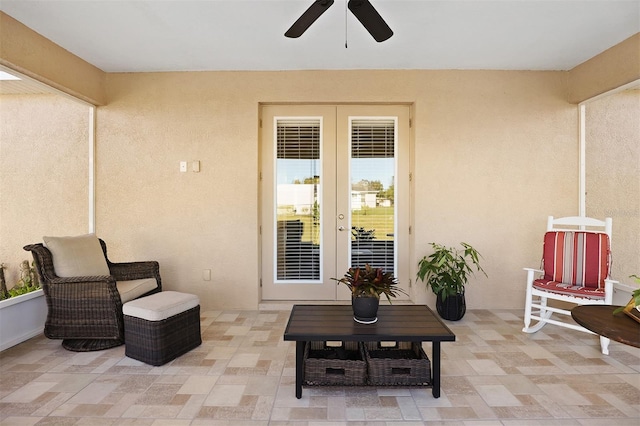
283,304 -> 456,398
571,305 -> 640,348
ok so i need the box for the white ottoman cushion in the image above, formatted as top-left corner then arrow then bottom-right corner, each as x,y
123,291 -> 199,321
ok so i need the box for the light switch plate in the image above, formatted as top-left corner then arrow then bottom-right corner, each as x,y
180,161 -> 187,172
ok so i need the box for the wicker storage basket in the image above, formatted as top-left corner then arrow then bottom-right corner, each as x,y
364,341 -> 431,386
304,341 -> 367,386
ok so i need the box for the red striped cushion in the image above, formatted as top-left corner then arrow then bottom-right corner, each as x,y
532,279 -> 605,300
542,231 -> 610,290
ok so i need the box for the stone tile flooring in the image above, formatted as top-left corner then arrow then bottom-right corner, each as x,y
0,308 -> 638,425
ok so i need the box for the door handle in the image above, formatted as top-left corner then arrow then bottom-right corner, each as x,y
338,226 -> 346,231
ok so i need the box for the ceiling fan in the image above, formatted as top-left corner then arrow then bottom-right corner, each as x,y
285,0 -> 393,42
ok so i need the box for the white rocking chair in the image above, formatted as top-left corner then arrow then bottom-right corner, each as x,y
523,216 -> 617,354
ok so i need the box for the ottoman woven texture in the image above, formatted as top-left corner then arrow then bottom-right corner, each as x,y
123,291 -> 201,366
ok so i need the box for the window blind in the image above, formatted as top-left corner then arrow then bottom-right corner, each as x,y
275,119 -> 321,280
351,119 -> 395,159
277,120 -> 321,160
350,118 -> 396,273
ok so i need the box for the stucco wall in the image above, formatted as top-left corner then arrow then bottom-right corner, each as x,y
96,70 -> 577,310
0,12 -> 106,105
2,17 -> 635,310
586,89 -> 640,285
568,33 -> 640,103
0,94 -> 89,286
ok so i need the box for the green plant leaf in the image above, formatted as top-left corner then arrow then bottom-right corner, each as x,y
416,242 -> 486,297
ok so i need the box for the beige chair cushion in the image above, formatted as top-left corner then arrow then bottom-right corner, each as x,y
43,234 -> 110,277
117,278 -> 159,303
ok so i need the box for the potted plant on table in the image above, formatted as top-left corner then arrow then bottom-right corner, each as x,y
614,275 -> 640,323
333,263 -> 407,324
416,242 -> 486,321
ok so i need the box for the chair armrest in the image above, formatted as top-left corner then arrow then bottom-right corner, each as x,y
46,275 -> 120,303
108,261 -> 162,290
43,276 -> 124,340
603,277 -> 618,305
524,267 -> 543,287
49,275 -> 112,284
604,277 -> 619,286
523,267 -> 544,278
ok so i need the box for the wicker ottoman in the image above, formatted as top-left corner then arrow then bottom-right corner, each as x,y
123,291 -> 201,366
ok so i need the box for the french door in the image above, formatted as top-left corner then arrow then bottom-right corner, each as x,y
260,104 -> 410,301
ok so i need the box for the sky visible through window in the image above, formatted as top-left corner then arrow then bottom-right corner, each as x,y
277,158 -> 394,188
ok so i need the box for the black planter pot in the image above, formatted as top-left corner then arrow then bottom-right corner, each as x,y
436,291 -> 466,321
352,296 -> 379,324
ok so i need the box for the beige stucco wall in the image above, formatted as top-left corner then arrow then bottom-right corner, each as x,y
0,12 -> 106,105
0,94 -> 89,286
1,17 -> 636,310
585,89 -> 640,286
568,33 -> 640,103
96,70 -> 577,310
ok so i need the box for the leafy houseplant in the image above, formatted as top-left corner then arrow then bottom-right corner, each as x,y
333,264 -> 407,323
613,275 -> 640,318
416,242 -> 486,321
334,263 -> 407,301
0,260 -> 46,351
0,261 -> 41,301
627,275 -> 640,307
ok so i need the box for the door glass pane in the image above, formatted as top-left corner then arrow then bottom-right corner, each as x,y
350,119 -> 395,274
275,119 -> 321,281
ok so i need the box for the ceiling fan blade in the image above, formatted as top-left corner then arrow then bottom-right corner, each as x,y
285,0 -> 335,38
348,0 -> 393,42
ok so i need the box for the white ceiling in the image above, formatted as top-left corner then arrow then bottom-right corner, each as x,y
1,0 -> 639,73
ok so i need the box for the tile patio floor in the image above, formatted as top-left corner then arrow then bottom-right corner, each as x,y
1,308 -> 638,425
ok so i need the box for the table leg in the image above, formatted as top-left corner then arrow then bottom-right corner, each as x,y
431,341 -> 441,398
295,340 -> 304,399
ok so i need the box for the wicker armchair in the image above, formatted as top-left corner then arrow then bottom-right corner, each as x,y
24,239 -> 161,352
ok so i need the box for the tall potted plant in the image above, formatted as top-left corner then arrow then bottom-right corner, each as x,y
416,242 -> 486,321
333,263 -> 407,324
